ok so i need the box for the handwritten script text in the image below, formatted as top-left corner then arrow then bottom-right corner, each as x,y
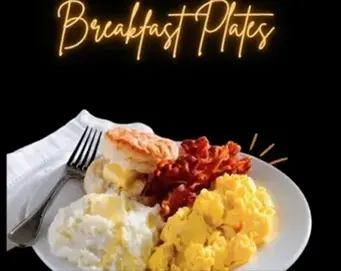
57,0 -> 276,60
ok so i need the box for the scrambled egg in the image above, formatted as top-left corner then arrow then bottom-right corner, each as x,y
148,174 -> 276,271
48,193 -> 164,271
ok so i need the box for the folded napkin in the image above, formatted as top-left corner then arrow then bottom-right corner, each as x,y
6,109 -> 153,251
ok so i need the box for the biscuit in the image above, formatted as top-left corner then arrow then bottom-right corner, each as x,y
101,127 -> 179,173
83,158 -> 109,194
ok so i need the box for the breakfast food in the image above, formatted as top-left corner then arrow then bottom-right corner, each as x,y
48,193 -> 164,271
84,127 -> 179,197
83,157 -> 146,197
102,127 -> 179,173
148,174 -> 276,271
48,126 -> 277,271
142,137 -> 252,218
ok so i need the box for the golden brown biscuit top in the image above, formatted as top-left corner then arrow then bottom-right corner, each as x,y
105,127 -> 178,163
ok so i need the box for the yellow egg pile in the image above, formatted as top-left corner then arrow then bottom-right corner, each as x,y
147,174 -> 276,271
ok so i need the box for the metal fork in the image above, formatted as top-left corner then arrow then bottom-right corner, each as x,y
7,126 -> 102,248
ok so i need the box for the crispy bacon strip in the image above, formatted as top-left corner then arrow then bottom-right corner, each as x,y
160,184 -> 196,218
141,136 -> 252,219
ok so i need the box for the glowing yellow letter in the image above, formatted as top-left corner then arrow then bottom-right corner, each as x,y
165,6 -> 187,58
196,0 -> 229,56
257,23 -> 275,50
57,0 -> 89,56
125,2 -> 140,44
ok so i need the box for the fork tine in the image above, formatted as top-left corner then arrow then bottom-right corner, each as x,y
83,131 -> 102,170
74,128 -> 93,167
67,126 -> 89,165
79,130 -> 98,170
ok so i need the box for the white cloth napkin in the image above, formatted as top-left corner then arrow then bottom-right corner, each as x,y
6,109 -> 153,251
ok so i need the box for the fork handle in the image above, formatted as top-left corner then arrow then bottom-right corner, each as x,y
7,174 -> 70,248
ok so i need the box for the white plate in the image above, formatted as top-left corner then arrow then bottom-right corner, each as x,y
26,153 -> 312,271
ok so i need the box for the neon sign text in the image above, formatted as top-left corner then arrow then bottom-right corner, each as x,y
57,0 -> 275,60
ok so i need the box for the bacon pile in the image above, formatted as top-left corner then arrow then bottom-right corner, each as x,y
141,136 -> 252,219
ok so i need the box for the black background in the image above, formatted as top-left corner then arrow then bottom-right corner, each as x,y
7,0 -> 317,269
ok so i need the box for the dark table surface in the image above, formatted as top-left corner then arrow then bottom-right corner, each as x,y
6,107 -> 317,270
